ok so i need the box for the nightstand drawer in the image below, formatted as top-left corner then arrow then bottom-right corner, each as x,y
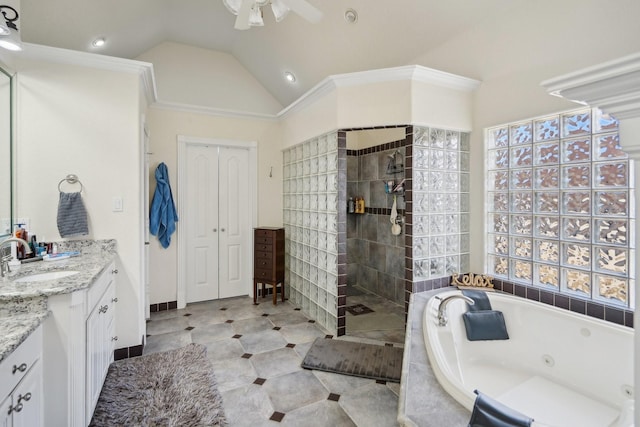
255,229 -> 276,238
254,259 -> 272,269
255,236 -> 274,245
255,250 -> 272,260
255,268 -> 275,280
255,243 -> 273,252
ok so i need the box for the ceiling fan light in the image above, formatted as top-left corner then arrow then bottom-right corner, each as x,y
222,0 -> 243,15
270,0 -> 290,22
248,3 -> 264,26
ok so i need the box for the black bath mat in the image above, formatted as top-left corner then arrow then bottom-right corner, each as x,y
301,338 -> 403,383
345,304 -> 374,316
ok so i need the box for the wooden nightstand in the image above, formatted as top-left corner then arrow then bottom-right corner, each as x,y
253,227 -> 285,305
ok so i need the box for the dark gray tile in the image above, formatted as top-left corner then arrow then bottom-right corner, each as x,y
360,154 -> 378,181
361,214 -> 378,241
367,242 -> 386,271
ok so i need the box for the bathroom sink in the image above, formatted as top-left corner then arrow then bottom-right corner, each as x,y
14,270 -> 80,282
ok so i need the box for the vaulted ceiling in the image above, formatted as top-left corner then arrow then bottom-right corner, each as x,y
19,0 -> 525,106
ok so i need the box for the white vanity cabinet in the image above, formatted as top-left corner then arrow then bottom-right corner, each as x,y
44,261 -> 118,427
85,269 -> 116,423
0,326 -> 43,427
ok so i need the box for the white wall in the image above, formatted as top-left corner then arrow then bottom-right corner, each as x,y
137,42 -> 283,115
409,0 -> 640,272
146,107 -> 282,304
14,58 -> 145,348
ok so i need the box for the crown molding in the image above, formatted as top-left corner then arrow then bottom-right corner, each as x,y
541,52 -> 640,120
17,43 -> 157,105
278,64 -> 480,120
152,100 -> 278,121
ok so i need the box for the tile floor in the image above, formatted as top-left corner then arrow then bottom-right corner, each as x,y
345,286 -> 406,344
144,294 -> 403,426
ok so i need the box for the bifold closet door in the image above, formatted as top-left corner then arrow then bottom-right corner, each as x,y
218,147 -> 251,299
185,144 -> 251,303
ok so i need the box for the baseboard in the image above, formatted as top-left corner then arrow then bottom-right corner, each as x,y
114,335 -> 145,361
149,300 -> 178,312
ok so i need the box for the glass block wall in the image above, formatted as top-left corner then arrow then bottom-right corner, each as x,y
411,126 -> 471,284
486,108 -> 635,308
283,131 -> 345,335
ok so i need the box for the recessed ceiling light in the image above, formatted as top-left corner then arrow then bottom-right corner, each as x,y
284,71 -> 296,83
344,9 -> 358,24
92,37 -> 106,47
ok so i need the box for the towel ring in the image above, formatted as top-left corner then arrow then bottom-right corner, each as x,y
58,174 -> 84,193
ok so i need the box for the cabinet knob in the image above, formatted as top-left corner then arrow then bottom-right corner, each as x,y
99,305 -> 109,314
12,363 -> 27,374
112,297 -> 118,303
213,228 -> 217,232
112,269 -> 119,274
8,402 -> 23,414
221,228 -> 226,232
18,392 -> 31,403
112,336 -> 118,341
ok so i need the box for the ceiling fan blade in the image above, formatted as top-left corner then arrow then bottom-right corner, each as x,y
280,0 -> 323,23
234,0 -> 253,30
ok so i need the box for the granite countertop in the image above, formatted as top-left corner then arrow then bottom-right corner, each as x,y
397,289 -> 471,427
0,239 -> 117,364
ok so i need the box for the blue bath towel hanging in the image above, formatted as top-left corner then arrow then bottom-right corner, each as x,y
150,162 -> 178,248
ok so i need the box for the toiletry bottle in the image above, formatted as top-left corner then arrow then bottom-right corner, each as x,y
348,197 -> 354,213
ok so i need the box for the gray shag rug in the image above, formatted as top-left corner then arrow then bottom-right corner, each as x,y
90,343 -> 227,427
301,338 -> 404,383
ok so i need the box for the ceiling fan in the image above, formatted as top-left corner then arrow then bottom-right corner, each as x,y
223,0 -> 323,30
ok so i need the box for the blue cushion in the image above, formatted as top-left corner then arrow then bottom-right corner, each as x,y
468,390 -> 533,427
463,310 -> 509,341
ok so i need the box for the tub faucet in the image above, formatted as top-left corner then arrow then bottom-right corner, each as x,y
437,294 -> 475,326
0,237 -> 32,278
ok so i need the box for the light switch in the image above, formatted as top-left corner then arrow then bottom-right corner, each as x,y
112,197 -> 123,212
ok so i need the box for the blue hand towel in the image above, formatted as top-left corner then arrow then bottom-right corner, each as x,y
57,191 -> 89,238
462,290 -> 492,311
468,390 -> 533,427
150,162 -> 178,249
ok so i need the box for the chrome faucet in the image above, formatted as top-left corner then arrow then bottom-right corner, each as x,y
0,237 -> 32,278
437,294 -> 475,326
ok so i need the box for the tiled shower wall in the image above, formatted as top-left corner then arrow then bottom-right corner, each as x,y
346,138 -> 409,306
283,132 -> 345,335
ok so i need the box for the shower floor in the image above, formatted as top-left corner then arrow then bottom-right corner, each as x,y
345,286 -> 406,344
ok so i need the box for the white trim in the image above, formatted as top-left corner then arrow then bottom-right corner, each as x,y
176,135 -> 257,309
278,64 -> 480,120
541,52 -> 640,120
152,100 -> 278,121
17,42 -> 157,105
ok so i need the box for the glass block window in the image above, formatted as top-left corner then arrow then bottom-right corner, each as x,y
486,108 -> 634,308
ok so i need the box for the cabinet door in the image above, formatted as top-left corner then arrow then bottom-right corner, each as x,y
0,394 -> 11,427
11,360 -> 42,427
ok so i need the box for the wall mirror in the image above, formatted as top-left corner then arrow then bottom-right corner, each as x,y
0,65 -> 12,238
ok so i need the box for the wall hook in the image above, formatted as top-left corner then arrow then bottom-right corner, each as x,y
269,166 -> 273,178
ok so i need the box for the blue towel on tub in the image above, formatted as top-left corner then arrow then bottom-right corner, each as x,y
468,390 -> 533,427
462,290 -> 492,311
461,290 -> 509,341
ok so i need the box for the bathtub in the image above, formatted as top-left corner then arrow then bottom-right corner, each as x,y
423,289 -> 634,427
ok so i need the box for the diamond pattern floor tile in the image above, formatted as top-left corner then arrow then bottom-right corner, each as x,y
144,295 -> 402,426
